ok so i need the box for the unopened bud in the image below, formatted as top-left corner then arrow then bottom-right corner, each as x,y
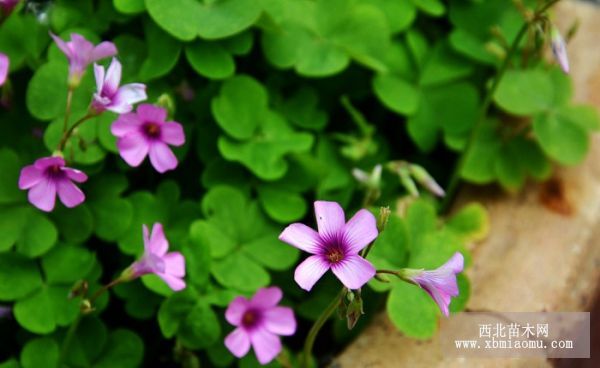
409,164 -> 445,197
377,206 -> 391,232
345,290 -> 364,330
69,280 -> 88,299
398,166 -> 419,197
80,299 -> 95,314
156,93 -> 176,117
551,26 -> 569,74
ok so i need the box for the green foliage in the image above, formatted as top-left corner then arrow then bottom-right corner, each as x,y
0,0 -> 593,365
369,200 -> 485,338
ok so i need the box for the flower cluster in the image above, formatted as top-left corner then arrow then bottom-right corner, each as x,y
18,33 -> 185,212
221,201 -> 464,365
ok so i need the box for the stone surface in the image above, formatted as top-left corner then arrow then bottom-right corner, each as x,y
335,1 -> 600,367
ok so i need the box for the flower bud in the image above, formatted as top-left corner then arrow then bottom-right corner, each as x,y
409,164 -> 445,197
68,280 -> 88,299
345,290 -> 364,330
551,26 -> 569,74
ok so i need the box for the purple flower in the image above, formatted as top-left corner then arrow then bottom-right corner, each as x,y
406,252 -> 464,317
279,201 -> 378,291
225,287 -> 296,365
18,156 -> 87,212
0,52 -> 8,86
551,27 -> 569,74
50,32 -> 117,86
92,58 -> 146,114
0,0 -> 19,17
111,104 -> 185,173
129,223 -> 186,291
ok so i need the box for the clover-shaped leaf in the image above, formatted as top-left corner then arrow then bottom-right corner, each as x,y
218,111 -> 313,180
197,186 -> 299,292
146,0 -> 261,41
139,20 -> 182,81
158,289 -> 221,349
212,75 -> 268,140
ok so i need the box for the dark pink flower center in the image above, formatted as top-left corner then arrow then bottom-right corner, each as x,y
45,165 -> 65,180
143,122 -> 161,139
241,309 -> 261,329
327,249 -> 344,263
322,235 -> 346,264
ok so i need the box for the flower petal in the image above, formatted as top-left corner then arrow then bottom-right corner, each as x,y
0,53 -> 9,86
71,34 -> 94,56
142,224 -> 151,251
34,156 -> 65,170
249,287 -> 282,310
109,83 -> 147,114
279,223 -> 322,254
50,32 -> 73,58
161,122 -> 185,146
91,41 -> 118,62
111,113 -> 142,137
103,58 -> 121,95
250,326 -> 282,365
342,209 -> 378,254
18,165 -> 43,190
225,328 -> 251,358
330,254 -> 375,290
156,272 -> 186,291
440,252 -> 464,274
314,201 -> 345,238
294,255 -> 330,291
116,132 -> 149,167
56,179 -> 85,208
148,141 -> 178,173
163,252 -> 185,278
137,104 -> 166,123
93,63 -> 105,94
28,179 -> 57,212
148,223 -> 169,255
422,285 -> 453,317
62,167 -> 88,183
226,296 -> 250,326
263,306 -> 296,336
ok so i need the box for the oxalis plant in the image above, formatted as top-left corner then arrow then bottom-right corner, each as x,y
0,0 -> 596,367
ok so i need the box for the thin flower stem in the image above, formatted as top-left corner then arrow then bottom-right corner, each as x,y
63,88 -> 74,133
89,278 -> 122,304
57,112 -> 96,152
375,269 -> 399,276
439,0 -> 562,214
58,310 -> 82,367
301,288 -> 346,368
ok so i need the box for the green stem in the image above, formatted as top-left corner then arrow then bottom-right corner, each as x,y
89,278 -> 122,305
58,313 -> 82,367
439,0 -> 562,214
57,112 -> 96,152
301,289 -> 345,368
63,88 -> 74,133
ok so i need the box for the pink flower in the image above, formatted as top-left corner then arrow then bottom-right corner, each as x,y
551,27 -> 569,74
0,53 -> 8,86
279,201 -> 378,291
111,104 -> 185,173
0,0 -> 19,17
18,156 -> 87,212
225,287 -> 296,365
50,32 -> 117,86
92,58 -> 146,114
129,223 -> 186,291
407,252 -> 464,317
